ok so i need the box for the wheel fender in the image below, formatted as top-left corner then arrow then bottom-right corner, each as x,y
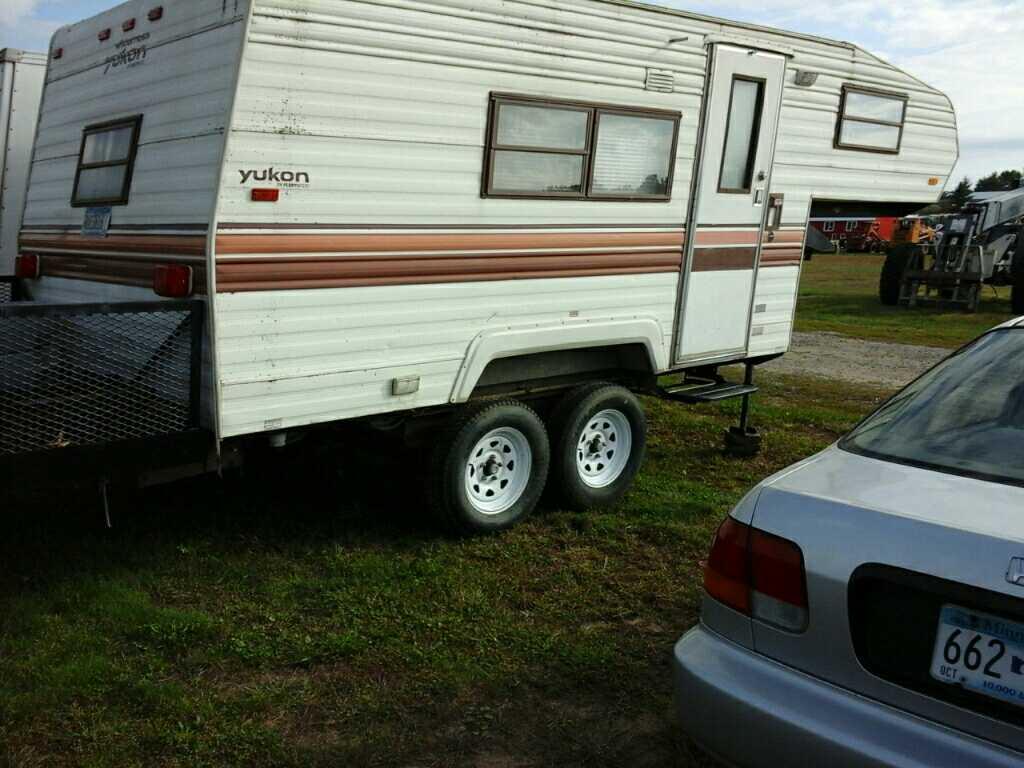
449,317 -> 668,403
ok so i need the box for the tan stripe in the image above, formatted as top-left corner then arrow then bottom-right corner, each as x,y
20,233 -> 207,256
694,230 -> 760,246
763,233 -> 805,247
215,231 -> 685,256
216,251 -> 681,292
692,247 -> 757,272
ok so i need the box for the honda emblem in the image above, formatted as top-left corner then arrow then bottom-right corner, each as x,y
1007,558 -> 1024,587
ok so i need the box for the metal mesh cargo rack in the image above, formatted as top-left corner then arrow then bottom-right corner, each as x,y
1,300 -> 204,461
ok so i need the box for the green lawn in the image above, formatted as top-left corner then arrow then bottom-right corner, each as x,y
796,252 -> 1017,348
0,375 -> 889,768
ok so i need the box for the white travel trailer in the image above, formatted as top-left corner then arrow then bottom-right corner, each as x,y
0,49 -> 46,291
11,0 -> 957,530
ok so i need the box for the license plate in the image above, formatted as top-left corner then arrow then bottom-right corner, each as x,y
930,604 -> 1024,708
81,206 -> 112,237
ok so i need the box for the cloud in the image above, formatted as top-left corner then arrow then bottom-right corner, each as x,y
0,0 -> 39,27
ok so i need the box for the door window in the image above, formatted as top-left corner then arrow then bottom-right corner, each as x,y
718,77 -> 765,193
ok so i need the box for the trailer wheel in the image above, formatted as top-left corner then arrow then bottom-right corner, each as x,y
428,401 -> 550,535
548,383 -> 647,512
879,245 -> 912,306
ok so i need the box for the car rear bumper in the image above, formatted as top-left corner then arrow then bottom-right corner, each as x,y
673,624 -> 1023,768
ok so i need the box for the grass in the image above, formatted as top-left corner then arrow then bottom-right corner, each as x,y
796,252 -> 1017,348
0,374 -> 891,768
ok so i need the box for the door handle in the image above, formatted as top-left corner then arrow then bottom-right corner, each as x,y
754,189 -> 765,205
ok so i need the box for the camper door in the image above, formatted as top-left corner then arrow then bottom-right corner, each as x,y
677,45 -> 786,363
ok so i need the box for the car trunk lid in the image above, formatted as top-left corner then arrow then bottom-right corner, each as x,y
750,446 -> 1024,752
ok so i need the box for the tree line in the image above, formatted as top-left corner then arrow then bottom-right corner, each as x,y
935,169 -> 1023,212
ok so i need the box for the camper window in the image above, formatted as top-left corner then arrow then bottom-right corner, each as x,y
835,86 -> 906,154
484,95 -> 679,200
718,77 -> 765,194
72,116 -> 143,206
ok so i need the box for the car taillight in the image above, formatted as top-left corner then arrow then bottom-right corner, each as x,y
704,516 -> 808,633
15,253 -> 40,279
153,264 -> 193,298
704,517 -> 751,614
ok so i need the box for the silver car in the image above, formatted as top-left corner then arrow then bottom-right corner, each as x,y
674,318 -> 1024,767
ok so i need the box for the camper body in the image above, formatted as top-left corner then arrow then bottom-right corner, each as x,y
0,49 -> 46,285
10,0 -> 957,528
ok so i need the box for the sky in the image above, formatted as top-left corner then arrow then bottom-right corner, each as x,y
1,0 -> 1020,185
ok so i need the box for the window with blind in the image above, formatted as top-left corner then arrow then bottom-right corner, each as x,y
71,116 -> 143,206
483,95 -> 680,201
835,86 -> 907,154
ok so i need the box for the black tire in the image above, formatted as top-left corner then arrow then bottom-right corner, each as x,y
428,400 -> 550,535
548,383 -> 647,512
1013,255 -> 1024,315
879,244 -> 912,306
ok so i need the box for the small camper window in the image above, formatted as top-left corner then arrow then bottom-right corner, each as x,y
484,95 -> 680,200
72,116 -> 142,206
835,86 -> 906,154
718,77 -> 765,194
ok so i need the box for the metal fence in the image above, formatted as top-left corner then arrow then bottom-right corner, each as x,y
0,300 -> 203,456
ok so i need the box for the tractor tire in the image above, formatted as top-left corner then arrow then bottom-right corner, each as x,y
879,245 -> 912,306
1013,255 -> 1024,315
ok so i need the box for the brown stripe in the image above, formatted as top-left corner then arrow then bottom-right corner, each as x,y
40,253 -> 208,294
760,246 -> 803,268
215,231 -> 684,256
216,251 -> 681,292
692,247 -> 757,272
20,233 -> 207,256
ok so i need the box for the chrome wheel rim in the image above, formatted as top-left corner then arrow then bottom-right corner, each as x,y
465,427 -> 533,515
576,409 -> 632,489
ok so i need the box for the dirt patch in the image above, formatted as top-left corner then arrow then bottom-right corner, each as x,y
764,331 -> 948,388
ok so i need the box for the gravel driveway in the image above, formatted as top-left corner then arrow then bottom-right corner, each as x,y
764,332 -> 949,388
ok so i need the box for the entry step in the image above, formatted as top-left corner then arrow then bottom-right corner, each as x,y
658,380 -> 758,404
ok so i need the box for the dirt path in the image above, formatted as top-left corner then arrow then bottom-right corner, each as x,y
764,331 -> 949,388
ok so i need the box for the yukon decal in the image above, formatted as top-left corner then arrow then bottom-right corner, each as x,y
103,33 -> 149,74
238,168 -> 311,187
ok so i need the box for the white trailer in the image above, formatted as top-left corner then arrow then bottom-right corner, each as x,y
10,0 -> 958,530
0,49 -> 46,291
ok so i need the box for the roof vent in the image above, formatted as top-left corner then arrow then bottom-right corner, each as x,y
645,69 -> 675,93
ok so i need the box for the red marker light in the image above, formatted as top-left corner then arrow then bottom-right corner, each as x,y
15,253 -> 41,279
251,188 -> 280,202
153,264 -> 194,298
148,6 -> 164,21
123,18 -> 136,31
98,28 -> 111,42
53,47 -> 64,60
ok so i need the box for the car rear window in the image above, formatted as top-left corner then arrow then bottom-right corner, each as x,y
841,328 -> 1024,486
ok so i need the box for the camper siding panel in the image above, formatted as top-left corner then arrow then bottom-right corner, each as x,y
214,272 -> 678,437
219,0 -> 708,225
22,1 -> 248,230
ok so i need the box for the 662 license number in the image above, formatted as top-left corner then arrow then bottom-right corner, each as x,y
930,605 -> 1024,708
